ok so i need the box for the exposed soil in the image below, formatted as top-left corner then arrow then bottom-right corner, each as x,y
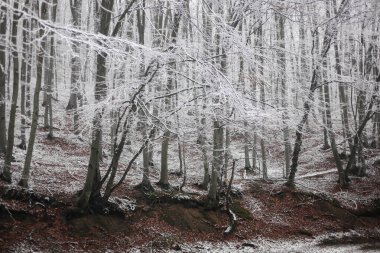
1,177 -> 379,252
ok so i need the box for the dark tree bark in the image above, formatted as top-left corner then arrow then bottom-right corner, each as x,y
19,2 -> 32,150
276,4 -> 291,177
19,2 -> 49,188
286,0 -> 348,187
44,0 -> 57,139
158,3 -> 182,188
0,2 -> 7,155
136,0 -> 154,191
1,1 -> 21,182
77,0 -> 116,209
323,1 -> 345,186
345,80 -> 379,184
67,0 -> 81,134
77,0 -> 138,209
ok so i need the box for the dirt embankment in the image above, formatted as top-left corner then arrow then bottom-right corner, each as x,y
1,180 -> 380,252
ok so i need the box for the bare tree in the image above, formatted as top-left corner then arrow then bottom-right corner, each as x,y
287,0 -> 349,188
77,0 -> 139,209
0,1 -> 7,155
158,0 -> 182,188
18,1 -> 32,150
1,0 -> 22,182
19,2 -> 49,188
67,0 -> 82,135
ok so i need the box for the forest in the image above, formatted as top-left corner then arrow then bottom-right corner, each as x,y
0,0 -> 379,252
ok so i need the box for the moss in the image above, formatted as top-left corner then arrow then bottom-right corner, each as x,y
231,201 -> 252,220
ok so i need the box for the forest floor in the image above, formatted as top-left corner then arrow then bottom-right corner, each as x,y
1,124 -> 380,252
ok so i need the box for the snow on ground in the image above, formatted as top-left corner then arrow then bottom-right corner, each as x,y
9,230 -> 380,253
127,230 -> 380,253
7,119 -> 379,209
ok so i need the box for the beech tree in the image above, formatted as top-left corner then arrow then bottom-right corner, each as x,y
18,0 -> 32,150
158,0 -> 182,189
19,1 -> 49,188
1,0 -> 21,182
0,1 -> 7,155
0,0 -> 378,210
76,0 -> 117,209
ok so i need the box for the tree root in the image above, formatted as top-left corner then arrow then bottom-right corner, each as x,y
0,203 -> 16,222
0,185 -> 56,206
224,160 -> 237,236
224,208 -> 237,236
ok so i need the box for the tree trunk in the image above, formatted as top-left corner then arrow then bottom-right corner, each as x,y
208,120 -> 224,207
286,0 -> 348,187
332,0 -> 352,152
324,69 -> 346,186
345,86 -> 378,182
357,90 -> 368,146
320,87 -> 330,150
259,47 -> 267,179
26,67 -> 31,118
252,132 -> 258,171
240,39 -> 250,171
224,125 -> 230,182
103,120 -> 133,200
136,0 -> 154,190
249,65 -> 258,171
244,122 -> 251,170
357,29 -> 369,147
336,53 -> 352,151
141,143 -> 153,191
19,2 -> 49,188
200,87 -> 210,189
0,3 -> 7,155
320,0 -> 345,186
376,105 -> 380,149
315,14 -> 329,151
19,4 -> 32,150
158,5 -> 181,188
261,137 -> 268,179
158,130 -> 170,187
77,0 -> 116,209
201,144 -> 210,189
1,1 -> 21,182
68,0 -> 81,135
46,0 -> 57,139
276,5 -> 291,177
77,112 -> 102,208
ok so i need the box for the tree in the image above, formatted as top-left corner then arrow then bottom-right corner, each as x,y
257,19 -> 268,179
67,0 -> 82,135
208,1 -> 227,206
76,0 -> 141,209
76,0 -> 117,209
18,0 -> 32,150
43,0 -> 57,139
19,1 -> 49,188
322,0 -> 345,185
287,0 -> 349,188
0,1 -> 7,155
158,0 -> 182,188
136,0 -> 154,192
1,0 -> 22,182
275,4 -> 291,177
